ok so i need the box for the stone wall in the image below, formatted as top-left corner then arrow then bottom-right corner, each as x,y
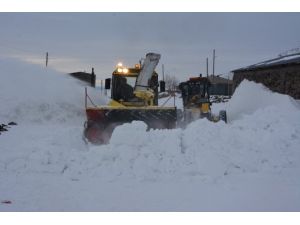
233,64 -> 300,99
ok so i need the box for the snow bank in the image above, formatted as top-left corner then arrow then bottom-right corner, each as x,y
183,108 -> 300,177
80,95 -> 299,181
85,122 -> 183,181
222,80 -> 299,121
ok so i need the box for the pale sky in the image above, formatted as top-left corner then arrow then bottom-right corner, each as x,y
0,13 -> 299,81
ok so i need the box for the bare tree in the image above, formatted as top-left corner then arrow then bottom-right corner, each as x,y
165,74 -> 179,92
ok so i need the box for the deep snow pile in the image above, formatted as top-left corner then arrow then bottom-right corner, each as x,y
0,58 -> 300,211
214,80 -> 300,122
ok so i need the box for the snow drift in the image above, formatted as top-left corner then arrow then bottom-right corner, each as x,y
224,80 -> 300,121
0,58 -> 300,211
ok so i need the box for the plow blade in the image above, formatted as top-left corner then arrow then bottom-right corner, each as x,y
84,106 -> 177,144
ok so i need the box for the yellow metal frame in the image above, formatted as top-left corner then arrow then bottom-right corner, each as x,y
86,105 -> 176,110
201,103 -> 210,113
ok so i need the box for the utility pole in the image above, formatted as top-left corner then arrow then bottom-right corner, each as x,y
206,57 -> 209,77
212,49 -> 215,76
162,64 -> 165,81
228,73 -> 230,96
46,52 -> 48,67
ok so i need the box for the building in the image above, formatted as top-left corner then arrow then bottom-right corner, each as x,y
208,75 -> 233,96
232,53 -> 300,99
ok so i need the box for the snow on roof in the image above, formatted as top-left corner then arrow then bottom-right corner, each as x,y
232,53 -> 300,72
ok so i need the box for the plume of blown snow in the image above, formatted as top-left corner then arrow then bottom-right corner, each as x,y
0,58 -> 109,125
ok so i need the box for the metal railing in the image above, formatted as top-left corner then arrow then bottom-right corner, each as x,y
85,87 -> 97,108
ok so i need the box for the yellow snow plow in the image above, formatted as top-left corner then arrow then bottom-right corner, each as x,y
179,76 -> 227,125
84,53 -> 177,144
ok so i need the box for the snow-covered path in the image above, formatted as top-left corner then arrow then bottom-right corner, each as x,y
1,58 -> 300,211
1,171 -> 299,211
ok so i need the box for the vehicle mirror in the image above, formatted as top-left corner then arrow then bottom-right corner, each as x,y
160,80 -> 165,92
105,78 -> 111,89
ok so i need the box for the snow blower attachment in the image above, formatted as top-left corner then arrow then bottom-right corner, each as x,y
179,76 -> 227,125
84,53 -> 177,144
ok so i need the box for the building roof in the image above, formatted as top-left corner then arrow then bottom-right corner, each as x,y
208,75 -> 233,84
232,53 -> 300,72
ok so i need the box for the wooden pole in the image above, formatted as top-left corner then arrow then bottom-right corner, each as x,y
212,49 -> 215,76
206,57 -> 208,77
228,74 -> 230,96
162,64 -> 165,81
173,91 -> 176,106
85,87 -> 87,108
46,52 -> 48,67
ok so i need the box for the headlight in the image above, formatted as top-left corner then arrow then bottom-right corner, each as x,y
122,68 -> 129,73
117,68 -> 123,73
117,62 -> 123,67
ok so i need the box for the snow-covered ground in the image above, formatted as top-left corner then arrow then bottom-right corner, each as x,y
0,57 -> 300,211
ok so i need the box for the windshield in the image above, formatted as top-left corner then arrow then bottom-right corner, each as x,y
125,76 -> 137,88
